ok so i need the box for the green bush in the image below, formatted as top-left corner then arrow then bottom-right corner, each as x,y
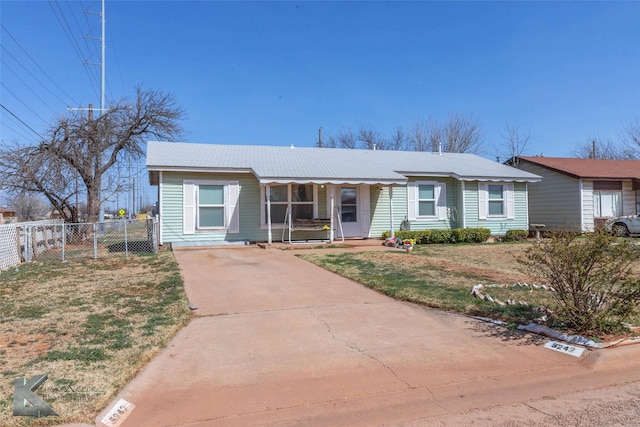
504,229 -> 528,242
382,228 -> 490,244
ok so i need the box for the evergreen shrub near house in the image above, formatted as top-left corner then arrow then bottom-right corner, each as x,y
382,228 -> 491,244
504,229 -> 528,242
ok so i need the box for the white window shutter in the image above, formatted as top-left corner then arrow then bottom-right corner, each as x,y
506,183 -> 515,219
407,182 -> 417,220
183,180 -> 195,234
228,181 -> 240,233
437,183 -> 447,220
478,182 -> 487,220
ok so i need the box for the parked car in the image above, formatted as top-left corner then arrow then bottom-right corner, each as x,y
604,215 -> 640,236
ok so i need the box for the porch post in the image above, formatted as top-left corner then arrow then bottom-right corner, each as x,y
266,184 -> 272,244
329,184 -> 335,242
389,186 -> 395,238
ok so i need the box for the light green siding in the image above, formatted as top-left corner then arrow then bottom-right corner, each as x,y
160,172 -> 532,243
369,178 -> 464,237
161,171 -> 265,244
463,181 -> 530,235
160,172 -> 333,244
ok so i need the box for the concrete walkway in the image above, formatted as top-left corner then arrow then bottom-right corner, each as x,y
97,245 -> 640,426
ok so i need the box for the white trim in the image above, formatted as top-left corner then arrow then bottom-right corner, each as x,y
159,171 -> 164,245
479,182 -> 513,220
408,181 -> 447,221
407,182 -> 417,221
389,186 -> 394,238
580,179 -> 584,231
461,180 -> 466,228
525,182 -> 529,229
360,184 -> 371,238
183,180 -> 195,234
228,181 -> 240,233
184,180 -> 239,234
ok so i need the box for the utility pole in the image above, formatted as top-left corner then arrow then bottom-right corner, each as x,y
85,0 -> 106,222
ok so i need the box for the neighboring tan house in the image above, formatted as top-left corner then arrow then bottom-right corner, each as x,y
0,208 -> 17,224
146,142 -> 541,246
516,156 -> 640,232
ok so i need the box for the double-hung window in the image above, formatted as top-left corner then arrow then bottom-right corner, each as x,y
478,182 -> 514,220
418,184 -> 436,217
198,184 -> 225,228
183,180 -> 239,234
408,181 -> 446,220
487,184 -> 505,217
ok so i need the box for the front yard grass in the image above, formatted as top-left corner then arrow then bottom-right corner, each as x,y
0,250 -> 191,427
299,242 -> 640,335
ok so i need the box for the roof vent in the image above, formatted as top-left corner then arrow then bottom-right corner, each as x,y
290,144 -> 295,149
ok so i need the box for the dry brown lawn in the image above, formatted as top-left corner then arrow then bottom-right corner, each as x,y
0,250 -> 191,426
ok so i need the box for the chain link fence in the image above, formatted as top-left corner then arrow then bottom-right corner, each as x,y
0,219 -> 158,270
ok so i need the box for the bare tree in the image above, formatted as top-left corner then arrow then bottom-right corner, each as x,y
387,127 -> 407,151
9,193 -> 49,222
407,113 -> 482,153
327,128 -> 357,149
0,87 -> 185,223
570,136 -> 633,160
407,119 -> 432,152
496,121 -> 532,166
0,141 -> 81,222
357,125 -> 387,150
441,112 -> 483,154
620,118 -> 640,158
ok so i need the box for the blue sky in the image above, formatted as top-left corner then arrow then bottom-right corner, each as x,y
1,1 -> 639,161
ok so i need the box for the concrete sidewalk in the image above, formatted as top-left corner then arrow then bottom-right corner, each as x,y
97,245 -> 640,426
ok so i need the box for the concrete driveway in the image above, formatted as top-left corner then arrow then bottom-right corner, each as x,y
99,245 -> 640,426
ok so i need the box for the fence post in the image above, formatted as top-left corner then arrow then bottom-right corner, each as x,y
31,226 -> 37,260
151,218 -> 158,254
93,223 -> 98,260
24,226 -> 32,263
16,226 -> 23,262
61,224 -> 66,263
124,220 -> 129,257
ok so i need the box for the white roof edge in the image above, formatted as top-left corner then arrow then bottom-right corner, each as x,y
460,176 -> 542,182
259,178 -> 407,185
147,166 -> 255,174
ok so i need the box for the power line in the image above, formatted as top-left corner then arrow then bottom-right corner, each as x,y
1,82 -> 50,126
0,103 -> 45,140
47,0 -> 100,100
0,59 -> 59,117
0,119 -> 37,143
0,24 -> 79,106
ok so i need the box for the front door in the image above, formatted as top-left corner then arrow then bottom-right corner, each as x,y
340,186 -> 360,237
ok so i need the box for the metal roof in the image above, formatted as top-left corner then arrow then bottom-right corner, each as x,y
147,141 -> 541,185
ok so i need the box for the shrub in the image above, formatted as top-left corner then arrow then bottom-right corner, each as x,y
381,228 -> 490,244
504,229 -> 528,242
452,228 -> 491,243
519,230 -> 640,335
